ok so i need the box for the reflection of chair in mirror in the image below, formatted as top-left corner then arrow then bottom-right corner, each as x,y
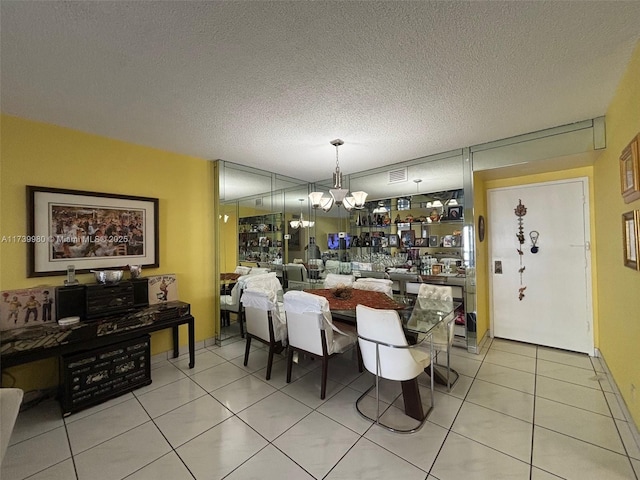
283,291 -> 362,399
307,258 -> 324,281
241,289 -> 287,380
283,263 -> 310,290
359,270 -> 389,279
323,273 -> 355,289
355,305 -> 433,433
353,278 -> 394,298
220,280 -> 245,336
324,259 -> 340,275
417,284 -> 458,390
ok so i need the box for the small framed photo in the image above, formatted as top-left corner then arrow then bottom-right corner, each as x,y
620,135 -> 640,203
414,238 -> 425,247
401,230 -> 415,247
622,210 -> 639,270
429,235 -> 438,247
447,206 -> 463,220
442,235 -> 454,247
388,234 -> 399,247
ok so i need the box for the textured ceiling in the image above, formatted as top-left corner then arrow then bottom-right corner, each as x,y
2,1 -> 640,183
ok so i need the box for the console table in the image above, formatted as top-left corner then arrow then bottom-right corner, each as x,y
0,301 -> 195,414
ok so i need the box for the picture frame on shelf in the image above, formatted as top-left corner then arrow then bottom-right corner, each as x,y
622,210 -> 639,270
429,235 -> 439,247
447,206 -> 463,220
620,134 -> 640,204
401,230 -> 415,247
388,234 -> 399,247
442,235 -> 454,247
414,238 -> 425,247
27,186 -> 159,277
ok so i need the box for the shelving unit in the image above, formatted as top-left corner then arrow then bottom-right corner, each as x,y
238,213 -> 283,263
348,190 -> 469,348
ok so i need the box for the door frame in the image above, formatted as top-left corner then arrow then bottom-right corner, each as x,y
487,176 -> 595,354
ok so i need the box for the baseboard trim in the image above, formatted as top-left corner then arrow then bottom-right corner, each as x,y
595,348 -> 640,452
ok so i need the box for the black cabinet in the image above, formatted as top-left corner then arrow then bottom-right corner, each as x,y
60,335 -> 151,415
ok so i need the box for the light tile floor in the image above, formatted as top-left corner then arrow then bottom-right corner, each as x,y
3,337 -> 640,479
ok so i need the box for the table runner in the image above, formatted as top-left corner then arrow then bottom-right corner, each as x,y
306,288 -> 404,311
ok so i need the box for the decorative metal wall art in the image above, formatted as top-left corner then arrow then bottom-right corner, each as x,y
515,200 -> 527,301
529,231 -> 539,254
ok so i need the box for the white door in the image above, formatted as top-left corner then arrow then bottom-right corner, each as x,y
488,178 -> 593,354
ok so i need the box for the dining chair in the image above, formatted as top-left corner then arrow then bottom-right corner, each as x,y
417,284 -> 458,390
220,277 -> 246,337
353,278 -> 394,297
240,286 -> 287,380
282,290 -> 362,399
220,271 -> 273,338
355,304 -> 433,433
234,265 -> 252,275
0,388 -> 23,465
323,273 -> 355,288
283,263 -> 310,290
324,259 -> 340,275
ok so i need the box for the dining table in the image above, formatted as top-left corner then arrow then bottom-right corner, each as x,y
305,288 -> 459,421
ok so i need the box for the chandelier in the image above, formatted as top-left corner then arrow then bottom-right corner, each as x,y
308,139 -> 367,212
289,199 -> 315,229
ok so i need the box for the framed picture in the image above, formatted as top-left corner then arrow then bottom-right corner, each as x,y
27,186 -> 159,277
620,135 -> 640,204
401,230 -> 415,247
388,234 -> 399,247
414,238 -> 425,247
429,235 -> 439,247
442,235 -> 454,247
622,210 -> 639,270
447,206 -> 463,220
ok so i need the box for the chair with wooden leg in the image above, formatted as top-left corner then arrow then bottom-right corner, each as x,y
282,290 -> 362,399
240,288 -> 287,380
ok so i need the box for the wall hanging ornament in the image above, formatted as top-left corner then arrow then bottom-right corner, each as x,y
515,199 -> 527,300
530,230 -> 540,254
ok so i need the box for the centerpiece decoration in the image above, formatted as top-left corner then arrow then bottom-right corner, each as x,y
331,284 -> 353,300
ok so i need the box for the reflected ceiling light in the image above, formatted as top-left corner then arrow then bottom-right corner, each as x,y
309,139 -> 367,212
290,199 -> 315,229
218,214 -> 229,223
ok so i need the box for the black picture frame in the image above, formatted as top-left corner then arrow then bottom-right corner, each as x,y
447,206 -> 463,220
27,186 -> 159,277
388,234 -> 399,247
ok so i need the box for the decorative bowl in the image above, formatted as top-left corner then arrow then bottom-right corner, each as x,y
91,269 -> 124,284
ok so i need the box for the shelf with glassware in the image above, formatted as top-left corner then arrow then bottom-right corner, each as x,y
238,213 -> 283,262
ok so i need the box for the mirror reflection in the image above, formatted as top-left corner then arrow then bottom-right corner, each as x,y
217,152 -> 475,350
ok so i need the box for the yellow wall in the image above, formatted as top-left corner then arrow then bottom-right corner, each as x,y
593,41 -> 640,428
0,115 -> 215,391
473,174 -> 489,344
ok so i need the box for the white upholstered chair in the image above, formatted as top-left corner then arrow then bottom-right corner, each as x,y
417,283 -> 458,390
0,388 -> 23,465
323,273 -> 355,289
353,278 -> 394,298
282,290 -> 362,399
241,288 -> 287,380
283,263 -> 310,290
355,304 -> 433,432
324,259 -> 340,275
220,271 -> 273,337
